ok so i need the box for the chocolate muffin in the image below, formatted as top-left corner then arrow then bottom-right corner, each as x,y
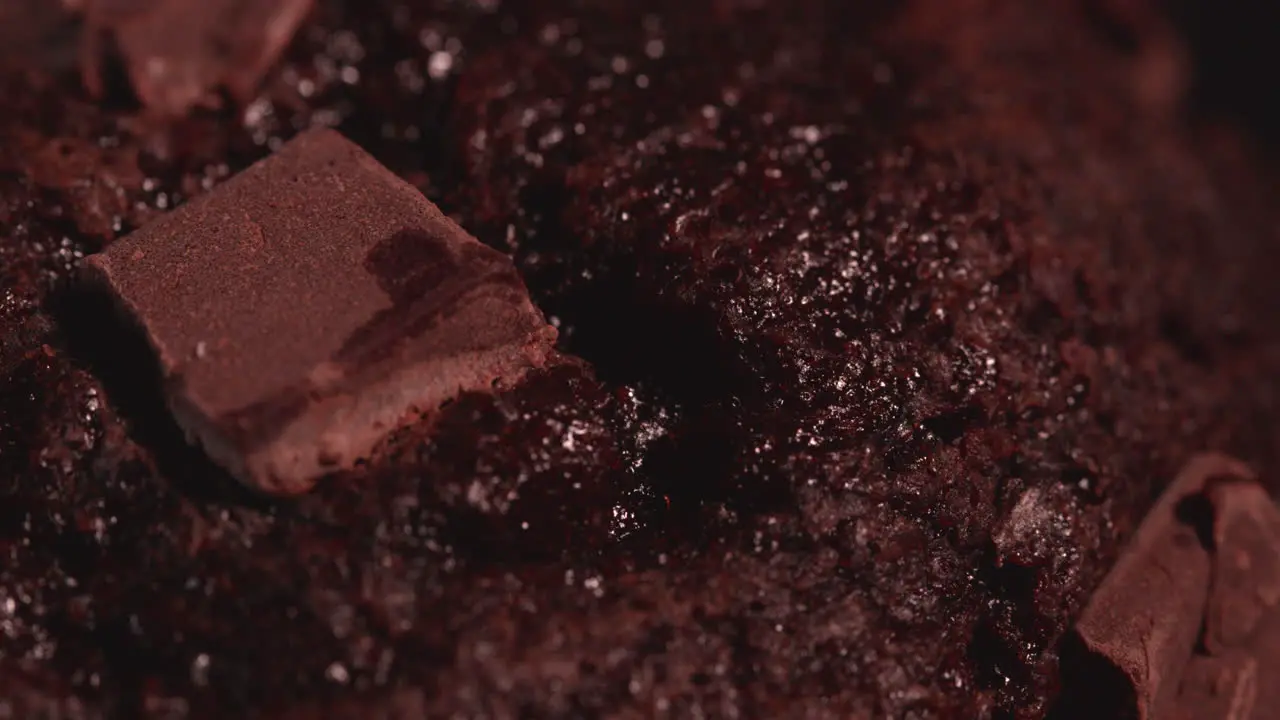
2,1 -> 1280,718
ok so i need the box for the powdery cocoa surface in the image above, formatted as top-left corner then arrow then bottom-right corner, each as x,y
3,1 -> 1280,718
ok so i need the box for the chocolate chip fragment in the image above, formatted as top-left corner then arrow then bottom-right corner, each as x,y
76,0 -> 313,115
82,128 -> 557,494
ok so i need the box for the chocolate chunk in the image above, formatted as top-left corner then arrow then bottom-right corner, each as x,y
1176,652 -> 1259,720
77,0 -> 312,115
82,128 -> 557,494
1067,454 -> 1255,720
1173,479 -> 1280,719
1201,480 -> 1280,654
1060,455 -> 1280,720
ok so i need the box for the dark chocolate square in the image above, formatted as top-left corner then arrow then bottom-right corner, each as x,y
82,128 -> 557,494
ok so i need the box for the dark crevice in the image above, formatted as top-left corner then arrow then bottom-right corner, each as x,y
513,175 -> 755,401
922,402 -> 987,444
1173,491 -> 1216,552
1060,462 -> 1105,505
1158,311 -> 1212,366
1165,0 -> 1280,146
970,549 -> 1051,708
505,176 -> 786,545
562,285 -> 750,407
82,30 -> 146,114
1046,631 -> 1137,720
967,615 -> 1029,693
1078,0 -> 1142,57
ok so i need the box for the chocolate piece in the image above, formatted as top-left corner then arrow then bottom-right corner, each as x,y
77,0 -> 312,115
82,128 -> 557,494
1176,652 -> 1259,720
1173,480 -> 1280,720
1063,456 -> 1280,720
1201,481 -> 1280,654
1068,454 -> 1255,720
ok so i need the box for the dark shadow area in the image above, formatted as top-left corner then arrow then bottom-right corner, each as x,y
1047,631 -> 1138,720
1173,491 -> 1217,552
563,287 -> 752,407
512,176 -> 756,405
49,279 -> 273,511
968,563 -> 1039,693
1165,0 -> 1280,145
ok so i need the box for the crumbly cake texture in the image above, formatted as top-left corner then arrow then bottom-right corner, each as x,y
3,1 -> 1280,718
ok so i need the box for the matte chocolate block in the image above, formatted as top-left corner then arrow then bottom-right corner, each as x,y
82,128 -> 557,494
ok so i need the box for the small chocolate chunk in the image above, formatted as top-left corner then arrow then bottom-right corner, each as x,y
1068,454 -> 1255,720
76,0 -> 312,115
82,128 -> 557,494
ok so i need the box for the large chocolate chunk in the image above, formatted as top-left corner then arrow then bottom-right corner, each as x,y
75,0 -> 312,115
1058,455 -> 1280,720
1067,454 -> 1251,719
82,128 -> 557,494
1201,481 -> 1280,654
1177,651 -> 1260,720
1174,481 -> 1280,720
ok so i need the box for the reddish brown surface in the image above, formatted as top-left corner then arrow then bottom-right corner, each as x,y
2,1 -> 1280,718
76,0 -> 315,114
85,128 -> 556,493
1059,457 -> 1280,720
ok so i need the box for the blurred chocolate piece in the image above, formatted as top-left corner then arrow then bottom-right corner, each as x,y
82,128 -> 557,494
76,0 -> 312,115
1201,481 -> 1280,654
1062,454 -> 1280,720
1177,652 -> 1259,720
1069,454 -> 1252,719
